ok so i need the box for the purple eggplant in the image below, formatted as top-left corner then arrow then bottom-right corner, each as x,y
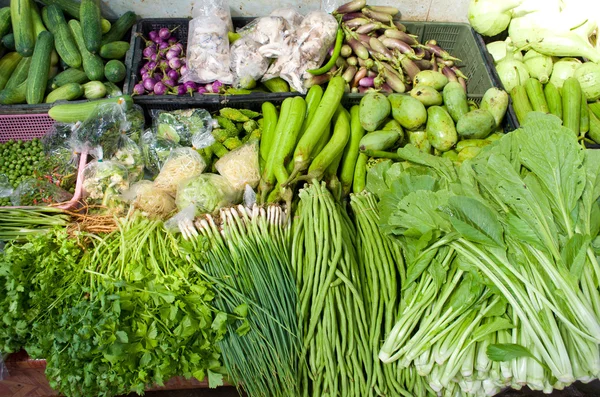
197,86 -> 208,94
368,5 -> 399,15
384,29 -> 418,46
362,7 -> 393,23
154,81 -> 167,95
133,83 -> 145,95
148,30 -> 159,42
413,59 -> 434,70
143,77 -> 157,91
425,41 -> 461,62
143,46 -> 155,58
334,0 -> 366,14
370,37 -> 394,59
441,65 -> 458,82
356,22 -> 380,35
348,38 -> 369,60
175,85 -> 187,95
359,76 -> 375,87
352,66 -> 368,87
379,83 -> 393,94
399,56 -> 420,82
342,65 -> 358,83
169,58 -> 182,70
341,44 -> 353,58
345,17 -> 371,29
342,12 -> 364,21
166,49 -> 179,60
167,69 -> 179,81
382,69 -> 405,93
458,77 -> 467,92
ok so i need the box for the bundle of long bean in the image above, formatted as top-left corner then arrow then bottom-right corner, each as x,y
293,181 -> 371,396
194,205 -> 300,397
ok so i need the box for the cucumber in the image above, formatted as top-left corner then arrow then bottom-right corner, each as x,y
104,59 -> 126,83
81,80 -> 106,99
69,19 -> 104,80
80,0 -> 102,53
580,90 -> 589,134
38,0 -> 111,27
588,107 -> 600,144
49,67 -> 88,89
0,52 -> 23,90
45,82 -> 83,102
2,33 -> 15,50
99,41 -> 129,59
589,101 -> 600,120
0,79 -> 27,104
5,56 -> 31,89
524,78 -> 549,113
510,85 -> 533,125
263,77 -> 289,93
48,94 -> 133,122
562,77 -> 582,136
101,11 -> 136,46
0,8 -> 10,38
101,18 -> 111,34
43,5 -> 82,69
30,1 -> 46,38
544,82 -> 562,120
11,0 -> 35,57
26,30 -> 53,104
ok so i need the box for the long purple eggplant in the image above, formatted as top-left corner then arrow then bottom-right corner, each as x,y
362,7 -> 394,23
334,0 -> 366,14
413,59 -> 433,70
352,66 -> 368,87
384,29 -> 419,46
347,38 -> 370,60
346,18 -> 371,29
368,5 -> 399,15
440,65 -> 458,82
342,12 -> 365,21
382,68 -> 405,93
425,41 -> 461,62
370,37 -> 394,59
342,65 -> 358,83
400,56 -> 420,82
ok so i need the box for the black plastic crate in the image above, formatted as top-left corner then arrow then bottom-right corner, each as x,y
0,20 -> 135,116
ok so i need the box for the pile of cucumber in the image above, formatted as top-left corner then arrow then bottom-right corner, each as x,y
511,77 -> 600,144
0,0 -> 136,105
357,69 -> 510,163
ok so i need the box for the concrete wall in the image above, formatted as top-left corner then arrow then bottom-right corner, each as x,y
0,0 -> 469,23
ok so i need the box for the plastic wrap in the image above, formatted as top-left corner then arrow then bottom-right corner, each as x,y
123,180 -> 176,219
214,140 -> 260,190
40,123 -> 79,193
153,147 -> 207,196
243,184 -> 257,208
112,135 -> 144,182
153,108 -> 216,148
175,173 -> 240,215
270,8 -> 303,29
230,36 -> 270,89
82,160 -> 129,207
263,11 -> 337,93
70,101 -> 129,159
140,129 -> 181,176
164,205 -> 198,240
11,178 -> 73,206
238,16 -> 292,58
125,105 -> 146,143
320,0 -> 344,13
192,0 -> 233,32
184,17 -> 233,84
0,175 -> 13,198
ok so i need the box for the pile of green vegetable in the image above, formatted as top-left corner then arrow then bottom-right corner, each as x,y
368,112 -> 600,395
0,0 -> 136,105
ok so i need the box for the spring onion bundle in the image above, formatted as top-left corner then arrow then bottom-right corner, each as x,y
194,205 -> 300,397
0,207 -> 70,241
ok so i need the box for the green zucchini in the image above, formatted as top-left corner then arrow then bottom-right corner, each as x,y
562,77 -> 582,136
81,80 -> 106,99
49,68 -> 88,89
80,0 -> 101,53
48,94 -> 133,122
0,79 -> 27,104
5,56 -> 31,89
2,33 -> 15,50
26,30 -> 53,104
104,59 -> 126,83
11,0 -> 35,57
45,82 -> 83,102
68,19 -> 104,80
43,5 -> 82,68
99,41 -> 129,59
0,8 -> 10,38
0,52 -> 23,90
101,11 -> 136,46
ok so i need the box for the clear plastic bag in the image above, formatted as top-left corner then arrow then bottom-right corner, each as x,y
11,178 -> 73,206
123,180 -> 176,219
82,160 -> 129,206
111,134 -> 144,183
70,101 -> 129,159
270,8 -> 303,29
320,0 -> 344,13
263,11 -> 338,93
153,108 -> 216,148
153,147 -> 207,196
140,129 -> 181,176
214,140 -> 260,190
164,205 -> 198,240
230,36 -> 270,89
0,174 -> 13,198
41,123 -> 79,193
192,0 -> 233,32
125,105 -> 146,143
238,16 -> 292,58
184,16 -> 233,84
175,173 -> 240,215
